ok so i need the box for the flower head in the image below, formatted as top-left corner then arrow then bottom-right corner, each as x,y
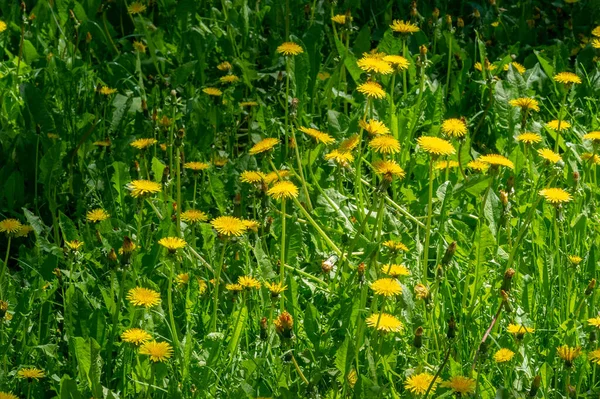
240,171 -> 266,184
517,132 -> 542,144
121,328 -> 152,346
583,131 -> 600,142
99,86 -> 117,95
539,188 -> 572,204
226,283 -> 243,292
494,348 -> 515,363
238,276 -> 261,289
139,341 -> 173,362
130,138 -> 157,150
338,135 -> 360,152
331,14 -> 350,24
325,150 -> 354,165
507,323 -> 534,337
369,135 -> 401,154
360,119 -> 390,135
434,160 -> 459,171
372,160 -> 405,180
357,56 -> 394,75
441,118 -> 467,138
381,264 -> 410,277
370,278 -> 402,297
589,349 -> 600,365
203,87 -> 222,96
184,162 -> 210,171
557,345 -> 581,367
127,2 -> 146,14
357,81 -> 386,99
158,237 -> 187,253
390,20 -> 420,34
569,255 -> 583,266
133,41 -> 146,53
242,219 -> 260,232
405,373 -> 437,395
414,284 -> 430,300
467,160 -> 490,172
538,148 -> 562,163
17,368 -> 45,380
510,98 -> 540,112
65,240 -> 84,251
383,240 -> 408,252
0,219 -> 22,235
383,55 -> 409,71
417,136 -> 455,156
0,21 -> 7,33
127,180 -> 161,198
127,287 -> 161,308
93,139 -> 111,147
366,313 -> 403,332
86,208 -> 110,223
175,273 -> 189,287
181,209 -> 208,224
267,181 -> 299,200
265,281 -> 287,297
441,376 -> 476,395
249,137 -> 280,155
506,62 -> 526,74
299,126 -> 335,144
478,154 -> 515,169
277,42 -> 303,56
588,317 -> 600,328
274,311 -> 294,338
554,72 -> 582,85
210,216 -> 247,236
0,392 -> 18,399
547,120 -> 571,131
264,170 -> 291,185
220,75 -> 239,84
217,61 -> 232,71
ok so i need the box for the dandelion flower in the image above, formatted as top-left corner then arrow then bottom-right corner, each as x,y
133,41 -> 147,53
441,118 -> 467,138
381,264 -> 410,277
317,71 -> 331,80
383,55 -> 410,71
414,284 -> 430,300
370,278 -> 402,297
434,160 -> 459,171
568,255 -> 583,265
263,170 -> 291,184
265,281 -> 287,297
139,341 -> 173,362
553,72 -> 582,85
467,160 -> 489,171
539,188 -> 572,204
15,225 -> 33,238
366,313 -> 403,332
127,2 -> 146,14
240,101 -> 259,107
0,392 -> 18,399
0,21 -> 7,33
417,136 -> 455,156
0,219 -> 22,235
537,148 -> 562,163
478,154 -> 515,169
405,373 -> 437,395
299,126 -> 335,145
158,237 -> 187,253
127,180 -> 161,198
494,348 -> 515,363
547,120 -> 571,131
217,61 -> 232,71
242,219 -> 259,232
369,135 -> 401,154
99,86 -> 117,95
130,138 -> 157,150
325,150 -> 354,165
93,139 -> 111,147
360,119 -> 390,135
17,368 -> 45,380
589,349 -> 600,365
180,209 -> 208,224
240,171 -> 265,184
249,137 -> 280,155
474,61 -> 496,72
506,62 -> 526,74
238,276 -> 261,289
510,98 -> 540,112
203,87 -> 222,96
277,42 -> 303,56
517,132 -> 542,144
267,181 -> 299,200
583,131 -> 600,142
226,283 -> 243,292
184,162 -> 210,171
557,345 -> 581,367
592,38 -> 600,49
383,240 -> 408,252
390,20 -> 420,34
331,14 -> 350,24
507,323 -> 535,336
210,216 -> 247,236
86,208 -> 110,223
121,328 -> 152,346
357,56 -> 394,75
65,240 -> 84,251
127,287 -> 161,308
220,75 -> 239,84
584,153 -> 600,165
372,160 -> 405,180
441,376 -> 476,395
357,81 -> 386,99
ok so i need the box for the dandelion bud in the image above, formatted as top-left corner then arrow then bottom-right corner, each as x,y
121,236 -> 135,265
457,17 -> 464,28
526,19 -> 535,29
442,241 -> 457,265
586,279 -> 596,296
260,317 -> 268,340
501,268 -> 515,293
567,385 -> 576,398
501,290 -> 512,312
86,32 -> 92,43
0,300 -> 8,319
152,108 -> 158,122
274,311 -> 294,339
489,0 -> 496,5
500,190 -> 509,207
413,326 -> 423,348
447,316 -> 457,339
473,8 -> 481,19
414,283 -> 430,301
432,8 -> 440,19
445,15 -> 452,28
108,248 -> 117,265
420,45 -> 428,56
573,171 -> 580,183
410,6 -> 417,17
357,262 -> 365,282
528,376 -> 541,397
162,166 -> 170,185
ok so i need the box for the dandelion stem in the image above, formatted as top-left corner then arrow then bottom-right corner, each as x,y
290,196 -> 341,256
210,243 -> 228,332
0,236 -> 12,297
423,159 -> 435,282
280,199 -> 286,285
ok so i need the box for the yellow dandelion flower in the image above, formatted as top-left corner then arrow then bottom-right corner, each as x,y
474,62 -> 497,72
175,273 -> 189,286
360,119 -> 390,135
589,349 -> 600,365
331,14 -> 350,24
212,157 -> 228,167
434,160 -> 459,171
537,148 -> 562,163
86,208 -> 110,223
267,181 -> 299,200
494,348 -> 515,363
441,376 -> 476,395
405,373 -> 437,395
583,131 -> 600,142
325,150 -> 354,165
390,20 -> 420,34
127,2 -> 146,14
15,225 -> 33,238
539,188 -> 572,204
547,120 -> 571,131
0,392 -> 18,399
509,98 -> 540,112
383,55 -> 410,71
17,368 -> 45,380
238,276 -> 261,289
127,287 -> 161,308
210,216 -> 247,236
381,264 -> 410,277
592,26 -> 600,37
226,283 -> 243,292
372,160 -> 405,180
263,170 -> 291,184
0,219 -> 22,235
582,153 -> 600,164
383,240 -> 408,252
184,162 -> 210,171
370,278 -> 402,297
441,118 -> 467,138
99,86 -> 117,95
133,41 -> 146,53
369,135 -> 401,154
414,283 -> 430,300
139,341 -> 173,362
220,75 -> 239,84
65,240 -> 84,251
357,81 -> 386,99
507,323 -> 534,336
0,21 -> 7,33
203,87 -> 222,96
554,72 -> 582,85
121,328 -> 152,346
158,237 -> 187,253
478,154 -> 515,169
242,219 -> 259,232
265,281 -> 287,297
127,180 -> 161,198
517,132 -> 542,144
217,61 -> 232,71
506,62 -> 526,74
338,135 -> 360,152
276,42 -> 303,56
181,209 -> 208,224
366,313 -> 403,332
467,160 -> 490,171
249,137 -> 280,155
130,138 -> 157,150
317,71 -> 330,80
299,126 -> 335,144
240,171 -> 266,184
568,255 -> 583,265
417,136 -> 455,156
197,278 -> 207,294
557,345 -> 581,366
592,38 -> 600,49
357,56 -> 394,75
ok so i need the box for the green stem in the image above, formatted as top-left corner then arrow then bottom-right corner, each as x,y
280,199 -> 287,285
176,147 -> 182,235
167,258 -> 180,366
210,243 -> 228,331
555,89 -> 569,153
0,236 -> 12,298
423,159 -> 435,282
290,196 -> 341,256
290,125 -> 313,211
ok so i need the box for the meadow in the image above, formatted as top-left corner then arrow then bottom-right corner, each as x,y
1,0 -> 600,397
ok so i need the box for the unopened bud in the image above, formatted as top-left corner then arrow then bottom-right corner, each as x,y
432,8 -> 440,19
501,268 -> 515,293
420,45 -> 428,56
529,375 -> 541,397
260,317 -> 268,340
413,326 -> 423,349
108,248 -> 117,265
86,32 -> 92,43
457,17 -> 464,28
586,278 -> 596,296
447,316 -> 456,339
445,15 -> 452,27
500,190 -> 509,207
442,241 -> 457,265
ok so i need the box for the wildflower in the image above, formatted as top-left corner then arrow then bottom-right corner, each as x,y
592,38 -> 600,49
0,392 -> 18,399
331,14 -> 350,24
274,311 -> 294,338
338,135 -> 360,152
17,368 -> 45,380
127,287 -> 161,308
417,136 -> 455,156
537,148 -> 562,163
0,301 -> 8,319
370,278 -> 402,297
212,157 -> 228,167
478,154 -> 515,169
507,323 -> 535,338
0,219 -> 22,235
405,373 -> 437,395
583,131 -> 600,142
347,369 -> 358,388
197,279 -> 207,294
15,225 -> 33,238
65,240 -> 84,251
265,282 -> 287,297
276,42 -> 303,56
158,237 -> 187,253
383,240 -> 408,252
494,348 -> 515,363
568,255 -> 583,266
557,345 -> 581,367
86,208 -> 110,223
505,62 -> 526,74
127,2 -> 146,14
369,135 -> 401,154
414,284 -> 430,300
139,341 -> 173,362
181,209 -> 208,224
133,41 -> 146,53
381,264 -> 410,277
547,120 -> 571,131
130,138 -> 157,150
517,132 -> 542,144
383,55 -> 410,71
317,71 -> 330,80
474,61 -> 496,72
203,87 -> 222,96
240,171 -> 266,184
434,160 -> 459,170
357,56 -> 394,75
467,160 -> 489,172
588,317 -> 600,328
510,98 -> 540,112
589,349 -> 600,365
357,81 -> 386,99
263,170 -> 291,184
553,72 -> 582,85
441,376 -> 476,395
366,313 -> 403,332
0,21 -> 6,33
360,119 -> 390,135
226,283 -> 243,292
441,118 -> 467,138
217,61 -> 232,71
99,86 -> 117,95
299,126 -> 335,144
210,216 -> 247,236
242,219 -> 259,232
267,181 -> 299,200
220,75 -> 239,83
249,137 -> 280,155
325,150 -> 354,165
390,20 -> 420,34
121,328 -> 152,346
184,161 -> 210,172
126,180 -> 161,198
539,188 -> 572,204
175,273 -> 189,286
238,276 -> 261,289
372,160 -> 405,180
